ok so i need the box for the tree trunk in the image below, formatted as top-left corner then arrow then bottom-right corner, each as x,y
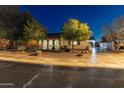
72,40 -> 74,52
37,40 -> 39,50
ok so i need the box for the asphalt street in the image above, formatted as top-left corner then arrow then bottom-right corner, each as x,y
0,61 -> 124,88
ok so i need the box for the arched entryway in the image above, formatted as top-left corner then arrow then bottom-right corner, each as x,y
54,39 -> 60,50
48,40 -> 53,50
43,40 -> 47,50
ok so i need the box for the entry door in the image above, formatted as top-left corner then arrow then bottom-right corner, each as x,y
48,40 -> 53,50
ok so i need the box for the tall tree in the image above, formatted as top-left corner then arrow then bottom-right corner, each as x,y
102,15 -> 124,51
20,11 -> 32,31
0,6 -> 21,48
62,18 -> 92,52
102,25 -> 117,42
16,11 -> 33,41
0,6 -> 20,40
23,18 -> 47,49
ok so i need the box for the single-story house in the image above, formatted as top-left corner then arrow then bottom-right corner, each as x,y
38,32 -> 95,51
0,33 -> 95,51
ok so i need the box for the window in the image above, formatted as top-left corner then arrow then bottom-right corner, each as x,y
73,41 -> 78,45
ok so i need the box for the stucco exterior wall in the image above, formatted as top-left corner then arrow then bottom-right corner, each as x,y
61,39 -> 91,50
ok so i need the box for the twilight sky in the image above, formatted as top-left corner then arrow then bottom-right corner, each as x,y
20,5 -> 124,40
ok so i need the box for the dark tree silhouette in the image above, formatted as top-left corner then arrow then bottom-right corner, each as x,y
0,5 -> 20,40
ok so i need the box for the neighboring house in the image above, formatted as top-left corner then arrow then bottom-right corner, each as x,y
99,40 -> 124,51
40,32 -> 95,51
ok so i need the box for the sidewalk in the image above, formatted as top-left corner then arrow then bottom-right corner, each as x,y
0,51 -> 124,69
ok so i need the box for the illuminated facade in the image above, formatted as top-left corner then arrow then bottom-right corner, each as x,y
40,33 -> 95,51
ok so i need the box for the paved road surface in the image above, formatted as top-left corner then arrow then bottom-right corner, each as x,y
0,61 -> 124,88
